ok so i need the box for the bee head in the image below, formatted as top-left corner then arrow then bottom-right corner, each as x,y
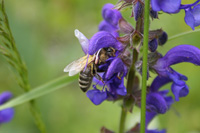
105,47 -> 116,57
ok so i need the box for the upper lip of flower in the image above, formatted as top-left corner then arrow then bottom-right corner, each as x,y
151,0 -> 181,13
88,31 -> 123,55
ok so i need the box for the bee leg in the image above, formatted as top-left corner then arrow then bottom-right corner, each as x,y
92,63 -> 105,84
94,73 -> 105,84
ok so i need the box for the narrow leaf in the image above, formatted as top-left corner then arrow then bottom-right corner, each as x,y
0,75 -> 78,110
168,28 -> 200,41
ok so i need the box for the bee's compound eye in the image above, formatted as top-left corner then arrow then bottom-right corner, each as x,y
107,47 -> 113,53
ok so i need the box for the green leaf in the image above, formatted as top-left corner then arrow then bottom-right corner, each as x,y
0,75 -> 78,111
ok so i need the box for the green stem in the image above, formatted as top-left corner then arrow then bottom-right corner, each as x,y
140,0 -> 150,133
127,49 -> 138,93
1,1 -> 46,132
29,100 -> 46,133
119,107 -> 127,133
119,49 -> 138,133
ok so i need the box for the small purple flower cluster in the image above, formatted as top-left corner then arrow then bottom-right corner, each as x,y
0,92 -> 14,124
67,1 -> 200,132
74,4 -> 128,105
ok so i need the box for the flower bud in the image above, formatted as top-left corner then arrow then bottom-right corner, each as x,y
134,1 -> 143,21
148,38 -> 158,52
158,32 -> 168,46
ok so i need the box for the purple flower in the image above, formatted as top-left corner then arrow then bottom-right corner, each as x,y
152,45 -> 200,100
102,3 -> 122,27
143,76 -> 174,132
0,91 -> 14,124
99,3 -> 123,37
86,88 -> 108,105
184,4 -> 200,30
151,0 -> 181,13
171,83 -> 189,101
86,58 -> 127,105
147,76 -> 174,114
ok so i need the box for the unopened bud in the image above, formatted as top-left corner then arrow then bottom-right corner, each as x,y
158,32 -> 168,46
148,38 -> 158,52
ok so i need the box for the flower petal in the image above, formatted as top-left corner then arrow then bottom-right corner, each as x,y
146,93 -> 168,114
166,70 -> 186,86
115,79 -> 127,96
0,108 -> 14,124
98,20 -> 119,37
192,4 -> 200,27
164,96 -> 174,108
184,9 -> 195,30
146,129 -> 166,133
86,89 -> 107,105
151,0 -> 181,13
171,83 -> 189,101
150,76 -> 171,92
102,3 -> 122,26
163,45 -> 200,67
146,111 -> 157,126
107,77 -> 127,96
88,31 -> 123,55
146,111 -> 166,133
0,91 -> 13,105
151,0 -> 161,11
105,58 -> 125,79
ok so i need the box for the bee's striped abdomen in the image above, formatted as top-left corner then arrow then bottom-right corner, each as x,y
79,67 -> 93,92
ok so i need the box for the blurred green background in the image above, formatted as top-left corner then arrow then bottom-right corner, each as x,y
0,0 -> 200,133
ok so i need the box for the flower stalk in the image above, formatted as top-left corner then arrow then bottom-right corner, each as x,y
140,0 -> 150,132
119,107 -> 127,133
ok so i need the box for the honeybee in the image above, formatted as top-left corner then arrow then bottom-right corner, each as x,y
64,47 -> 116,92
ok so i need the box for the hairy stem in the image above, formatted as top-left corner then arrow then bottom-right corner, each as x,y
119,7 -> 143,132
140,0 -> 150,132
1,0 -> 46,132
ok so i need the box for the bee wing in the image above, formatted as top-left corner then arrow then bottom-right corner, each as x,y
64,55 -> 94,76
